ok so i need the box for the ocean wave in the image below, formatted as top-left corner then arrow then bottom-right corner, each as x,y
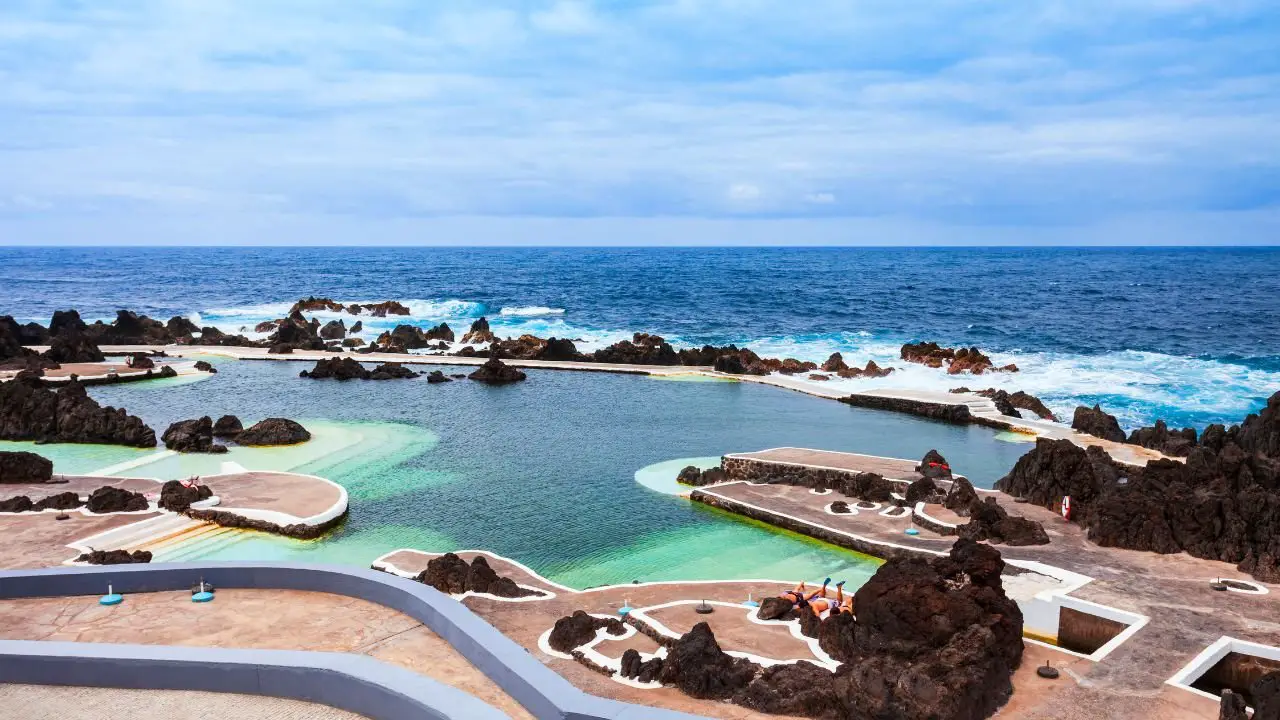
499,306 -> 566,317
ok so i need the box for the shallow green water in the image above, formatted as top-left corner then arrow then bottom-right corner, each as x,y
3,358 -> 1031,588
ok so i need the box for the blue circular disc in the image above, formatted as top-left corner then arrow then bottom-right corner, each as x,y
904,528 -> 920,536
618,606 -> 633,616
99,594 -> 123,606
744,600 -> 760,607
192,591 -> 215,603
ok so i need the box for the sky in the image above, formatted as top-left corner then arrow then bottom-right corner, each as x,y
1,0 -> 1278,246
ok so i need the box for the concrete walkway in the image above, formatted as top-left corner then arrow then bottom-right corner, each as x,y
0,683 -> 368,720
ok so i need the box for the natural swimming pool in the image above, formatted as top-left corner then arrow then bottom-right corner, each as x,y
4,358 -> 1032,588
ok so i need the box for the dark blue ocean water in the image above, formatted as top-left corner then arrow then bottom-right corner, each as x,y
2,246 -> 1278,427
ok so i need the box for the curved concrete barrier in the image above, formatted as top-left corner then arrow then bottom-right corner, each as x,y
0,562 -> 711,720
0,639 -> 507,720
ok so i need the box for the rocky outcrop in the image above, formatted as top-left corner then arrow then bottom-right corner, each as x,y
75,549 -> 152,565
416,553 -> 541,599
354,301 -> 410,317
619,648 -> 666,684
548,610 -> 627,653
34,491 -> 82,511
997,410 -> 1280,580
194,360 -> 216,373
44,329 -> 105,364
1252,671 -> 1280,720
289,297 -> 345,314
319,320 -> 346,340
653,540 -> 1023,720
676,465 -> 728,487
957,497 -> 1050,546
917,449 -> 953,481
85,486 -> 149,513
375,323 -> 453,351
161,417 -> 227,453
835,360 -> 895,379
777,358 -> 819,375
1071,405 -> 1126,442
1126,420 -> 1198,457
235,418 -> 311,446
839,394 -> 974,424
821,353 -> 848,372
592,333 -> 680,365
904,476 -> 944,505
943,476 -> 979,516
901,342 -> 1017,375
468,356 -> 527,383
370,362 -> 418,379
0,451 -> 54,483
0,376 -> 156,447
461,317 -> 495,344
196,326 -> 257,347
757,596 -> 797,621
830,500 -> 850,514
158,479 -> 213,512
300,357 -> 369,380
0,496 -> 34,513
425,370 -> 451,383
212,415 -> 243,437
124,353 -> 155,370
266,311 -> 325,352
965,389 -> 1056,421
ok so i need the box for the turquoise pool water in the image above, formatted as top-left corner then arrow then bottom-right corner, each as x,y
3,358 -> 1031,588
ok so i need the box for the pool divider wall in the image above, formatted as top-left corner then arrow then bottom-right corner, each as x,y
0,563 -> 714,720
1168,636 -> 1280,708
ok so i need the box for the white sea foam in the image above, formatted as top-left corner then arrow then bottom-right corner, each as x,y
499,306 -> 566,317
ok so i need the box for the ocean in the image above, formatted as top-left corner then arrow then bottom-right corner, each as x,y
2,246 -> 1277,429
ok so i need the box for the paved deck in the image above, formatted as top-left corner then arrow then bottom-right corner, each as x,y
0,588 -> 533,720
0,683 -> 368,720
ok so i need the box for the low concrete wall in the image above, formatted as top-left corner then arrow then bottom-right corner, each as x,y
839,394 -> 973,424
0,639 -> 506,720
911,503 -> 958,536
0,563 -> 711,720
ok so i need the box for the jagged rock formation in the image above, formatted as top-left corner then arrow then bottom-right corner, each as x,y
620,648 -> 666,684
1071,405 -> 1126,442
290,297 -> 345,314
548,610 -> 628,653
901,342 -> 1017,375
1126,419 -> 1199,457
212,415 -> 242,437
830,500 -> 850,514
998,396 -> 1280,581
425,370 -> 451,383
592,333 -> 680,365
676,465 -> 729,487
821,353 -> 849,372
1219,671 -> 1280,720
461,317 -> 495,344
319,320 -> 346,340
0,451 -> 54,483
161,417 -> 227,453
957,497 -> 1050,546
415,553 -> 540,599
374,323 -> 453,351
266,311 -> 326,352
85,486 -> 149,513
834,360 -> 895,379
904,476 -> 944,505
124,353 -> 155,370
0,375 -> 156,447
195,326 -> 257,347
235,418 -> 311,446
646,540 -> 1022,720
917,449 -> 953,481
158,479 -> 214,512
468,356 -> 527,383
944,476 -> 979,516
300,357 -> 369,380
76,549 -> 152,565
194,360 -> 216,373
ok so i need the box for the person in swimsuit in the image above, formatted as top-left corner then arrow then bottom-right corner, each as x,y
808,580 -> 844,616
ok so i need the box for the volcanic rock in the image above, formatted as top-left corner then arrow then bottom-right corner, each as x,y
619,649 -> 665,682
1239,393 -> 1280,458
917,449 -> 954,482
676,465 -> 728,487
1252,671 -> 1280,720
211,415 -> 242,438
124,353 -> 156,370
1071,405 -> 1126,442
162,417 -> 227,453
44,329 -> 105,364
830,500 -> 850,514
777,358 -> 818,375
592,333 -> 680,365
1126,419 -> 1198,457
657,622 -> 759,700
158,479 -> 213,512
821,353 -> 849,372
194,360 -> 216,373
958,497 -> 1050,546
971,389 -> 1057,421
319,320 -> 346,340
34,491 -> 82,511
369,362 -> 418,380
300,357 -> 370,380
0,496 -> 34,513
235,418 -> 310,446
901,341 -> 1015,375
904,476 -> 944,505
349,320 -> 363,334
549,610 -> 627,653
375,324 -> 452,350
341,338 -> 365,348
359,301 -> 411,317
944,476 -> 980,516
756,596 -> 796,621
468,356 -> 527,383
289,297 -> 345,314
425,370 -> 451,383
76,549 -> 152,565
0,376 -> 156,447
415,552 -> 541,599
0,451 -> 54,483
86,486 -> 149,513
167,316 -> 200,338
461,317 -> 495,344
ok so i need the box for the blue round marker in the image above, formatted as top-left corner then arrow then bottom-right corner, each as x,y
618,606 -> 633,616
192,591 -> 215,603
904,528 -> 920,536
99,593 -> 123,606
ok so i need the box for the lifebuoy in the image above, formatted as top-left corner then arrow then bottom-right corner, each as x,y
1061,496 -> 1072,521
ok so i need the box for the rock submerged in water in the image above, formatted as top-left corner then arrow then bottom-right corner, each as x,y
161,417 -> 228,454
235,418 -> 311,446
0,376 -> 156,448
461,317 -> 495,344
212,415 -> 243,437
900,341 -> 1016,375
194,360 -> 217,373
300,357 -> 418,380
425,370 -> 451,383
0,450 -> 54,484
548,609 -> 627,653
86,486 -> 149,513
468,356 -> 527,383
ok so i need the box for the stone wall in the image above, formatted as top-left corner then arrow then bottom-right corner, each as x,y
722,456 -> 912,492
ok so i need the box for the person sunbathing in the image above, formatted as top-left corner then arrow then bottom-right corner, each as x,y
781,581 -> 809,603
837,594 -> 854,615
807,580 -> 844,616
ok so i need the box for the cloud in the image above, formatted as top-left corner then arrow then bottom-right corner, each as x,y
0,0 -> 1277,244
